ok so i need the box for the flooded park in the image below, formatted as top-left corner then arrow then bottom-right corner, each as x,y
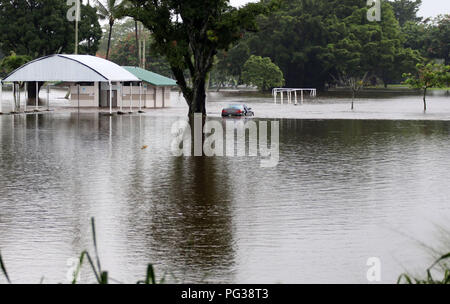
0,89 -> 449,283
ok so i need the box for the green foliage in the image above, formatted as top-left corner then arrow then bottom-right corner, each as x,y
403,63 -> 450,90
210,43 -> 251,89
388,0 -> 422,26
426,15 -> 450,65
402,15 -> 450,65
242,0 -> 419,89
95,0 -> 125,59
121,0 -> 266,115
0,0 -> 101,58
241,55 -> 285,91
0,52 -> 32,77
398,252 -> 450,284
78,4 -> 103,55
109,32 -> 173,78
403,62 -> 450,110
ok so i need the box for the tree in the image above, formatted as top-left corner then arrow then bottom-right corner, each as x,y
78,4 -> 103,55
211,42 -> 250,90
0,0 -> 101,57
95,0 -> 124,60
121,1 -> 266,116
426,15 -> 450,65
0,52 -> 31,77
389,0 -> 422,26
109,32 -> 173,77
243,0 -> 418,90
0,52 -> 32,110
241,55 -> 285,91
403,63 -> 450,111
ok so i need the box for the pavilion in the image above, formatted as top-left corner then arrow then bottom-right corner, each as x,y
0,54 -> 141,114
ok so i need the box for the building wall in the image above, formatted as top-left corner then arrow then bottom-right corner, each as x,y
69,82 -> 99,107
69,82 -> 172,108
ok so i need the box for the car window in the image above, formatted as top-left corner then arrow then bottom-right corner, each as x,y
229,105 -> 243,110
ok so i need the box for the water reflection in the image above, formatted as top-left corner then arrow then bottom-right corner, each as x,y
0,114 -> 449,283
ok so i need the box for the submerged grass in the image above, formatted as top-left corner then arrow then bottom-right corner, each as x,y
3,217 -> 447,284
398,253 -> 450,284
0,217 -> 164,284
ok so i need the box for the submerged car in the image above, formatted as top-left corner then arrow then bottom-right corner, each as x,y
222,104 -> 254,117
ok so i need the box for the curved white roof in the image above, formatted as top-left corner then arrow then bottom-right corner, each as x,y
3,54 -> 140,82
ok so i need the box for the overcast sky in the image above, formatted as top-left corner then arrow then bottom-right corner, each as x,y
230,0 -> 450,18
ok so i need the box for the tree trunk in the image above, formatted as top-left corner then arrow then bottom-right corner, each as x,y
135,21 -> 140,67
351,89 -> 355,110
106,23 -> 113,60
189,76 -> 207,116
27,82 -> 44,105
423,87 -> 427,112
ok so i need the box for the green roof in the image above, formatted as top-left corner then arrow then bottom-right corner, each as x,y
122,66 -> 177,87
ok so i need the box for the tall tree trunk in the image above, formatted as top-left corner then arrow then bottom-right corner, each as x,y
106,23 -> 113,60
351,89 -> 355,110
423,87 -> 427,112
189,76 -> 207,116
135,21 -> 140,67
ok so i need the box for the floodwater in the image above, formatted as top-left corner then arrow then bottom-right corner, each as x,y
0,90 -> 449,284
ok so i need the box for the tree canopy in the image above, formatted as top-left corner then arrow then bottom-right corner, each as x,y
241,55 -> 285,91
121,0 -> 266,115
235,0 -> 421,90
403,63 -> 450,110
0,0 -> 102,58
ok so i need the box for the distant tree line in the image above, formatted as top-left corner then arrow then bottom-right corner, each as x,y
0,0 -> 448,115
210,0 -> 449,91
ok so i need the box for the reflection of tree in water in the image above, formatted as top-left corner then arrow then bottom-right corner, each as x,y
151,156 -> 235,283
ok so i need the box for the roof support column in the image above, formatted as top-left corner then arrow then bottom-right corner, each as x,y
162,87 -> 165,108
109,81 -> 113,115
139,82 -> 143,113
24,82 -> 27,112
0,80 -> 3,114
35,81 -> 39,111
77,83 -> 80,113
120,82 -> 123,111
46,85 -> 50,111
129,82 -> 133,113
12,83 -> 16,113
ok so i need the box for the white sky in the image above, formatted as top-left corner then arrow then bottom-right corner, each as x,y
230,0 -> 450,18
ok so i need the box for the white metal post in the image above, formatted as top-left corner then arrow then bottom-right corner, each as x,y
77,84 -> 80,112
144,86 -> 147,109
109,81 -> 113,115
24,83 -> 27,112
281,91 -> 284,105
46,85 -> 49,110
35,81 -> 39,110
295,90 -> 298,105
301,90 -> 304,105
139,82 -> 142,112
273,91 -> 277,104
0,81 -> 3,113
120,82 -> 123,112
130,82 -> 133,113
